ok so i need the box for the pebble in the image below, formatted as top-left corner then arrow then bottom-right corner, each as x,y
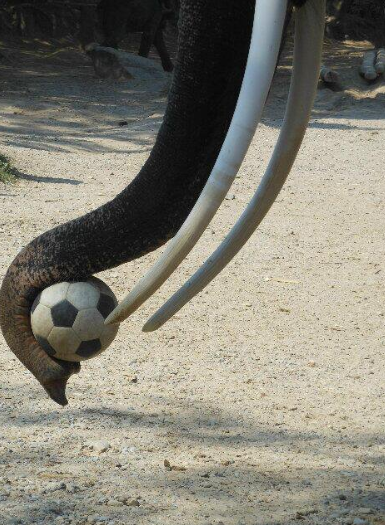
125,498 -> 140,507
121,446 -> 137,454
116,495 -> 141,507
85,440 -> 111,454
357,508 -> 373,515
163,459 -> 186,471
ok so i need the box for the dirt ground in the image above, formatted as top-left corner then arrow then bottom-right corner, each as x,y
0,35 -> 384,525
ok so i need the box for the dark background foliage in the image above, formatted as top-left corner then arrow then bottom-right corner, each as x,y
327,0 -> 385,47
0,0 -> 383,46
0,0 -> 180,41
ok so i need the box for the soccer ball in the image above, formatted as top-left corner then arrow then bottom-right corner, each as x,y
31,277 -> 119,362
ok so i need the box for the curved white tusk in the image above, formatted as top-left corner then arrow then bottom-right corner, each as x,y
143,0 -> 326,332
105,0 -> 289,326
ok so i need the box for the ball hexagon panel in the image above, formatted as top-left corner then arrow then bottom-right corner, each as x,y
66,282 -> 100,310
73,308 -> 105,341
48,327 -> 81,359
51,300 -> 78,327
39,282 -> 70,308
31,303 -> 54,339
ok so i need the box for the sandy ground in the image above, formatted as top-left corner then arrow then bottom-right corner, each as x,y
0,37 -> 384,525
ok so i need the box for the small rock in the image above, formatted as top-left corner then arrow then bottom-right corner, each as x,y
121,446 -> 137,454
86,441 -> 111,454
84,480 -> 95,488
117,495 -> 140,507
338,494 -> 348,501
357,508 -> 373,515
125,499 -> 140,507
118,121 -> 128,127
225,194 -> 236,201
163,459 -> 186,471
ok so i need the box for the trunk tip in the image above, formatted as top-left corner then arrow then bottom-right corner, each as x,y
43,379 -> 69,406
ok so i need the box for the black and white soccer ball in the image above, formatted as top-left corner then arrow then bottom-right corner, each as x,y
31,277 -> 119,362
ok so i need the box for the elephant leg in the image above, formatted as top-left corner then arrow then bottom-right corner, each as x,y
138,32 -> 153,57
101,6 -> 127,49
154,28 -> 174,72
138,15 -> 162,58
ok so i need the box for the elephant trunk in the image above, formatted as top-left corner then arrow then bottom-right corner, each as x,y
0,0 -> 254,405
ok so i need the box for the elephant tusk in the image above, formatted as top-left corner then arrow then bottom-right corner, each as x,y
143,0 -> 326,332
106,0 -> 289,325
